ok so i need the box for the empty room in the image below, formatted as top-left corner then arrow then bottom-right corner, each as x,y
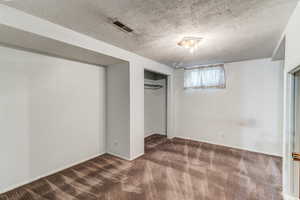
0,0 -> 300,199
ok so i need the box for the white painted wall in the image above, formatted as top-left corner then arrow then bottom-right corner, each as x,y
0,46 -> 106,192
106,62 -> 131,159
174,58 -> 283,156
0,54 -> 30,192
144,79 -> 167,137
0,4 -> 175,160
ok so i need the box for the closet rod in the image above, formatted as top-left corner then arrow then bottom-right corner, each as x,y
144,83 -> 163,90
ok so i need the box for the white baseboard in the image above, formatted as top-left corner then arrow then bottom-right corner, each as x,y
130,152 -> 144,161
106,151 -> 131,161
145,132 -> 166,138
167,134 -> 176,139
175,136 -> 282,157
283,193 -> 300,200
0,152 -> 105,194
107,150 -> 144,161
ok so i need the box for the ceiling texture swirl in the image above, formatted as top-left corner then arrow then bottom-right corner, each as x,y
1,0 -> 299,67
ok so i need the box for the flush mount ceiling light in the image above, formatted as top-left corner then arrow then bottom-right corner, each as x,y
177,37 -> 203,53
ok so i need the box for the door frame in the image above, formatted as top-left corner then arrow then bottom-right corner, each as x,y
143,69 -> 173,138
284,66 -> 300,199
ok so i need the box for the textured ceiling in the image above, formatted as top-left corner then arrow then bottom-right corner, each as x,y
1,0 -> 298,67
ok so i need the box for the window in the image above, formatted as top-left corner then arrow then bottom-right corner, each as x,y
184,64 -> 226,89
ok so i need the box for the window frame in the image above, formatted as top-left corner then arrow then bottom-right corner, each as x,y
183,64 -> 226,89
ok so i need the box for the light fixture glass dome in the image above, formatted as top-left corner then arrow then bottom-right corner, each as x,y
178,37 -> 203,53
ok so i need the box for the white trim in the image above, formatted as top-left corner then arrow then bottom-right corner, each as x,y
145,132 -> 166,138
108,150 -> 143,161
167,74 -> 175,138
283,193 -> 300,200
283,70 -> 300,196
107,151 -> 131,161
0,152 -> 105,194
175,136 -> 282,157
130,152 -> 144,161
167,135 -> 175,139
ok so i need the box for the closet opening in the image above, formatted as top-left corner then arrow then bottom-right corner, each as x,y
144,69 -> 168,152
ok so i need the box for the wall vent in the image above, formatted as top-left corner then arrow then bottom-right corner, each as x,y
112,19 -> 133,33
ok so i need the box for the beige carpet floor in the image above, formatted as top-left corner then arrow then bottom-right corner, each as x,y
0,134 -> 282,200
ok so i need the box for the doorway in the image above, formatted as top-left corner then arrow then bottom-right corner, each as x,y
144,70 -> 168,152
286,67 -> 300,199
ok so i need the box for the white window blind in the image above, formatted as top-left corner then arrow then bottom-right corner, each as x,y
184,64 -> 226,89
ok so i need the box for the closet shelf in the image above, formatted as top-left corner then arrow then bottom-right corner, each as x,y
144,83 -> 163,90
